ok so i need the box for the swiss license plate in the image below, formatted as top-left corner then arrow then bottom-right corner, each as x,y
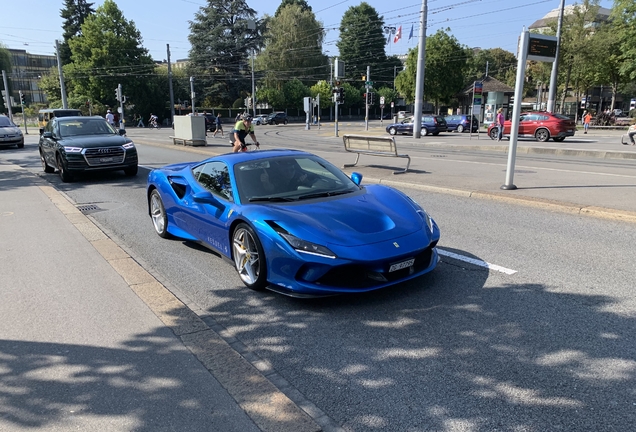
100,157 -> 114,163
389,258 -> 415,272
567,129 -> 572,132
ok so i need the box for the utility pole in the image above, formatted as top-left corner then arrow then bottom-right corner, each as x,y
547,0 -> 565,113
55,40 -> 68,109
190,76 -> 195,115
329,58 -> 333,121
2,70 -> 13,122
167,44 -> 175,125
413,0 -> 428,139
365,66 -> 370,131
251,50 -> 256,117
118,83 -> 125,129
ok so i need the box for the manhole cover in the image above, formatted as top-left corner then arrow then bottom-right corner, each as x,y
77,204 -> 102,214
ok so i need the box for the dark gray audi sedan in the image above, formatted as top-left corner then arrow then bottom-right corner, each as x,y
39,116 -> 138,182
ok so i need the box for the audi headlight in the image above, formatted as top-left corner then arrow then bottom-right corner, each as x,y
63,146 -> 82,153
279,232 -> 336,258
123,142 -> 135,149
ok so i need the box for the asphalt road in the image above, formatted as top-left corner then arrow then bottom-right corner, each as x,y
3,128 -> 636,431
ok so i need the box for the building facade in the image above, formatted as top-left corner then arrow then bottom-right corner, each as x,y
7,48 -> 57,106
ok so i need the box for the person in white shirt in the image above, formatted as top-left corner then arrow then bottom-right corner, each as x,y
105,109 -> 115,126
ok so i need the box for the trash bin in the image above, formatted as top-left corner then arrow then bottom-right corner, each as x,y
393,115 -> 398,123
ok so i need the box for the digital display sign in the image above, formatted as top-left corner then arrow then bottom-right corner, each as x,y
527,35 -> 557,62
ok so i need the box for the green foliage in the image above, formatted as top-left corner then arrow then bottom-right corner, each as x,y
257,3 -> 328,87
339,82 -> 360,109
275,0 -> 311,17
187,0 -> 264,108
258,86 -> 285,109
376,87 -> 399,105
66,0 -> 158,114
337,3 -> 396,89
310,80 -> 333,109
283,79 -> 310,110
0,44 -> 11,113
396,29 -> 468,110
59,0 -> 95,65
465,47 -> 517,88
612,0 -> 636,80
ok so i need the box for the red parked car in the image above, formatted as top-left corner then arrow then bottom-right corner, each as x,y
488,111 -> 576,142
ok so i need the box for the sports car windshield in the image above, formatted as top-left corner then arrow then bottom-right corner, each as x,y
58,118 -> 116,137
234,155 -> 360,203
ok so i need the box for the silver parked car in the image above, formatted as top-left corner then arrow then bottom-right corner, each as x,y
0,115 -> 24,148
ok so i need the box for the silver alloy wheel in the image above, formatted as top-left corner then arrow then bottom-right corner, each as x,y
389,127 -> 397,135
150,191 -> 167,236
456,124 -> 464,133
233,226 -> 261,286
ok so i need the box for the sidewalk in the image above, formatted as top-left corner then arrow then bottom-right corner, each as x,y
127,125 -> 636,222
0,161 -> 320,432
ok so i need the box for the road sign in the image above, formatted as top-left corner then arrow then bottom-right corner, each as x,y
380,104 -> 385,109
366,81 -> 373,86
380,96 -> 385,104
391,102 -> 395,108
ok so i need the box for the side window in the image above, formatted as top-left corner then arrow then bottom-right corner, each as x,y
49,120 -> 60,138
192,161 -> 233,202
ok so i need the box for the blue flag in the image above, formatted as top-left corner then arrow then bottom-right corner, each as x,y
408,24 -> 414,41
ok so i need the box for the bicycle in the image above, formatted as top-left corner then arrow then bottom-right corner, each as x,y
148,119 -> 161,130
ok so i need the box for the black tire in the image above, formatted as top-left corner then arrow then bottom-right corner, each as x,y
17,139 -> 24,149
57,155 -> 73,182
535,128 -> 550,142
489,128 -> 498,140
388,127 -> 397,136
283,119 -> 288,125
553,137 -> 565,142
124,165 -> 138,176
456,124 -> 464,133
232,223 -> 267,291
149,189 -> 170,238
41,151 -> 54,173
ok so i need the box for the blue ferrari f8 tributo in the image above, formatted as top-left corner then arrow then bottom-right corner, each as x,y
146,149 -> 440,297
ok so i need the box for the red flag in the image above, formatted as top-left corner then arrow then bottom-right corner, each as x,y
393,25 -> 402,43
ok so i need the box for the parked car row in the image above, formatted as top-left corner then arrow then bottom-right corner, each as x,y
385,111 -> 576,143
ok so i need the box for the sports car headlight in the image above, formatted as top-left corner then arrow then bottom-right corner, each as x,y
278,232 -> 336,258
63,146 -> 82,153
418,210 -> 433,232
122,142 -> 135,149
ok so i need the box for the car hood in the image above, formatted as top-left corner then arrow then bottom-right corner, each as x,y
255,186 -> 426,247
0,126 -> 22,135
58,134 -> 131,147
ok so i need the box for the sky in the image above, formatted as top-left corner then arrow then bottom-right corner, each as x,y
1,0 -> 615,62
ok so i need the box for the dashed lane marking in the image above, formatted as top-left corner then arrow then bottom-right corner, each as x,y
438,249 -> 517,275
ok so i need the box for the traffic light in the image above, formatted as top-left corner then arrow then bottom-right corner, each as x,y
115,87 -> 121,102
339,87 -> 345,104
369,92 -> 375,105
19,91 -> 25,105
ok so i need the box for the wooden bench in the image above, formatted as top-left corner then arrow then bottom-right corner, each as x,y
342,134 -> 410,175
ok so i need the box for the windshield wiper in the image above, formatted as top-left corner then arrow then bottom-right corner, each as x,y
297,190 -> 353,200
249,196 -> 296,202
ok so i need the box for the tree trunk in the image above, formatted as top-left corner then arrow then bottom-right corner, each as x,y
559,62 -> 572,115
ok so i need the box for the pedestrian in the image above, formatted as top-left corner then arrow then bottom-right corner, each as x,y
583,111 -> 592,134
496,108 -> 505,141
105,109 -> 115,127
136,114 -> 145,128
212,113 -> 224,138
628,123 -> 636,146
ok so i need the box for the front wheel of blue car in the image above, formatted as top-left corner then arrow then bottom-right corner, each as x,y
233,223 -> 267,291
149,189 -> 170,238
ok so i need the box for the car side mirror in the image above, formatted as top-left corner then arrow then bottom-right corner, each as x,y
39,128 -> 44,135
42,131 -> 53,138
118,129 -> 126,136
350,172 -> 363,185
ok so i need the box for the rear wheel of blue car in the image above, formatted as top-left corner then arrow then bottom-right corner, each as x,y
149,189 -> 170,238
456,124 -> 464,133
233,223 -> 267,291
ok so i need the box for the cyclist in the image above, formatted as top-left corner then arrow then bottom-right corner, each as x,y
232,114 -> 260,153
148,113 -> 158,128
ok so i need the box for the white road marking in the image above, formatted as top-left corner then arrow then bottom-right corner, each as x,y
438,250 -> 517,275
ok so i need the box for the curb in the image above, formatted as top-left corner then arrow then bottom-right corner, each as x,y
132,137 -> 636,224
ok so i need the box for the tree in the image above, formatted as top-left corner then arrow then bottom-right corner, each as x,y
310,80 -> 333,109
283,78 -> 310,110
612,0 -> 636,81
257,3 -> 328,87
66,0 -> 157,115
396,29 -> 468,112
59,0 -> 95,66
465,48 -> 517,88
0,44 -> 11,113
275,0 -> 311,17
336,3 -> 397,89
187,0 -> 264,108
